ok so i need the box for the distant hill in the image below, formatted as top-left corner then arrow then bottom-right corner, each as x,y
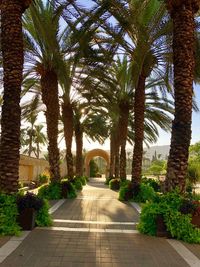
35,145 -> 170,161
143,145 -> 170,160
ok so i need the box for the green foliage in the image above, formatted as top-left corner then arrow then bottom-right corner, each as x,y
36,199 -> 52,227
193,193 -> 200,201
118,179 -> 156,203
75,176 -> 87,186
109,179 -> 120,190
133,183 -> 156,203
89,159 -> 99,177
165,210 -> 200,243
61,179 -> 77,199
187,160 -> 200,184
38,179 -> 79,200
146,160 -> 166,176
119,181 -> 132,201
72,178 -> 83,191
38,174 -> 49,185
80,176 -> 87,185
0,194 -> 20,236
137,203 -> 159,236
189,141 -> 200,161
141,177 -> 160,192
138,191 -> 200,243
38,182 -> 61,200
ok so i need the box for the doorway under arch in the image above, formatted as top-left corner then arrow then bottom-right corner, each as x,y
84,149 -> 110,177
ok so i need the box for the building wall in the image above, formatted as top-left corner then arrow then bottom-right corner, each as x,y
19,155 -> 68,182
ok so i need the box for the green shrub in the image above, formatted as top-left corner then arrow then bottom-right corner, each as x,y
118,181 -> 156,203
137,202 -> 160,236
38,174 -> 49,185
187,160 -> 200,184
81,176 -> 87,185
61,180 -> 77,199
142,177 -> 160,192
193,193 -> 200,201
109,179 -> 120,190
73,179 -> 83,190
36,199 -> 52,227
75,176 -> 87,186
119,182 -> 133,201
165,210 -> 200,243
133,183 -> 156,203
137,191 -> 200,243
0,194 -> 20,236
38,182 -> 61,200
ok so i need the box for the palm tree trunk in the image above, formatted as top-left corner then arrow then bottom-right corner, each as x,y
41,70 -> 60,182
62,102 -> 74,179
109,132 -> 115,178
75,121 -> 83,177
0,1 -> 27,193
114,146 -> 120,178
131,72 -> 146,185
36,142 -> 40,159
120,142 -> 127,180
165,1 -> 199,192
118,103 -> 129,180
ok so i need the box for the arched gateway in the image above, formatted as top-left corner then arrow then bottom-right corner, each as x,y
84,149 -> 110,177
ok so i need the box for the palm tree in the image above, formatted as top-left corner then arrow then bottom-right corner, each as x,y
32,124 -> 47,158
21,122 -> 47,158
21,115 -> 37,157
0,0 -> 32,193
164,0 -> 200,192
84,0 -> 173,185
23,0 -> 69,181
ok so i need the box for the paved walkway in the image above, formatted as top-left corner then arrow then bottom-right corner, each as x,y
0,178 -> 200,267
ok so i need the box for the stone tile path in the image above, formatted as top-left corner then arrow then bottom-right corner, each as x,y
0,178 -> 200,267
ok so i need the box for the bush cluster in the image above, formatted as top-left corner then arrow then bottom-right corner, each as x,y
0,194 -> 20,236
0,192 -> 52,236
137,191 -> 200,243
38,176 -> 88,200
109,178 -> 120,190
118,178 -> 157,203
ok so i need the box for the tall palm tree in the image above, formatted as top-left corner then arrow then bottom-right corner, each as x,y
32,124 -> 47,159
23,0 -> 69,181
0,0 -> 32,193
21,121 -> 47,158
164,0 -> 200,192
84,0 -> 173,184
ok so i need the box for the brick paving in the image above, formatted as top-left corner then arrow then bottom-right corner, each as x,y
0,238 -> 10,249
1,178 -> 199,266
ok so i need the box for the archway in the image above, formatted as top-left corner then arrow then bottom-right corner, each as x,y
84,149 -> 110,178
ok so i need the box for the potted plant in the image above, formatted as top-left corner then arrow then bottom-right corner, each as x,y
16,192 -> 44,230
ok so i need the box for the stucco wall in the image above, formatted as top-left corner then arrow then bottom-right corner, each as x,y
19,155 -> 68,182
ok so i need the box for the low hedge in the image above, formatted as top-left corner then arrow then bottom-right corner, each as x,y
109,179 -> 120,190
138,191 -> 200,243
